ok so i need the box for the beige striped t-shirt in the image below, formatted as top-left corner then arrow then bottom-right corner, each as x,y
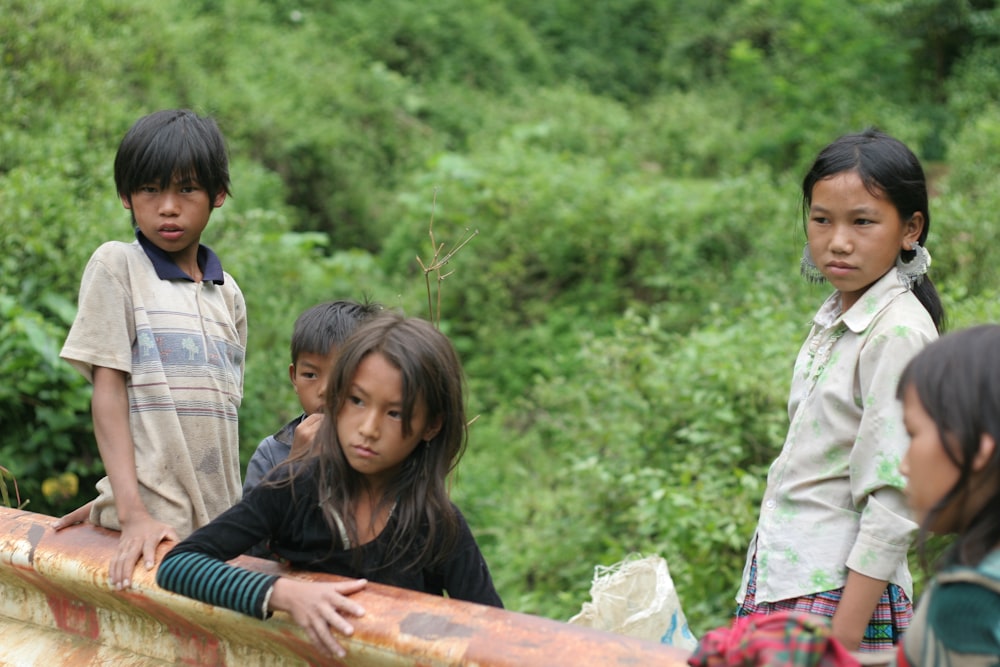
61,238 -> 246,538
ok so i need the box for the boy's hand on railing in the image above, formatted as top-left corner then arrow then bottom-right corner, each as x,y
271,576 -> 367,658
53,500 -> 95,530
112,512 -> 178,590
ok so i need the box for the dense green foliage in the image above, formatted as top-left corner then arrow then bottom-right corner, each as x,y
3,0 -> 1000,635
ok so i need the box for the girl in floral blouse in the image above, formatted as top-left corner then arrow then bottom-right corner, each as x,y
895,325 -> 1000,665
735,129 -> 944,652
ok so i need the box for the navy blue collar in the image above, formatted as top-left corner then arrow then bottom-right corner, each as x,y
135,229 -> 225,284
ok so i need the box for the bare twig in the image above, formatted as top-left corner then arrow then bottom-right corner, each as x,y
412,190 -> 481,432
0,465 -> 25,510
414,189 -> 479,327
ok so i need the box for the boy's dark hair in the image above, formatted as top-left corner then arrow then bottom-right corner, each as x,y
802,128 -> 945,332
290,299 -> 383,364
897,324 -> 1000,568
114,109 -> 232,207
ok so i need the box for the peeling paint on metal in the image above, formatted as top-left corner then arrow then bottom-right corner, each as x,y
47,593 -> 101,640
0,507 -> 691,666
27,522 -> 45,565
399,613 -> 475,640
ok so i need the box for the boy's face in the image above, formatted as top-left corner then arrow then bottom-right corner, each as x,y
122,174 -> 225,261
290,348 -> 339,416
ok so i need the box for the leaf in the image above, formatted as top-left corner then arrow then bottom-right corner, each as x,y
20,316 -> 61,369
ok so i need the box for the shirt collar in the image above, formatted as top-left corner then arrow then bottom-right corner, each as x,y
814,267 -> 908,333
275,413 -> 308,447
135,228 -> 226,284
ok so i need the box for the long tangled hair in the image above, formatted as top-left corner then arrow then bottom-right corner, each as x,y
313,312 -> 468,571
897,324 -> 1000,568
802,128 -> 945,332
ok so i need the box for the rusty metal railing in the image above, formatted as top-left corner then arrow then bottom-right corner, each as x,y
0,507 -> 689,666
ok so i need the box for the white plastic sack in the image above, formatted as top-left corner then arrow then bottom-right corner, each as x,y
568,553 -> 698,650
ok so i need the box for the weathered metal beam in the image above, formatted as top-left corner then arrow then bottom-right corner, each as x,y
0,507 -> 690,666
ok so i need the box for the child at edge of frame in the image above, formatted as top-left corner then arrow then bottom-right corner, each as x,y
733,128 -> 945,652
156,312 -> 503,659
688,326 -> 1000,666
54,109 -> 246,592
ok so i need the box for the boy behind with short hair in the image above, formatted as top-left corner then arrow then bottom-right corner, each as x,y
57,109 -> 246,589
243,299 -> 382,495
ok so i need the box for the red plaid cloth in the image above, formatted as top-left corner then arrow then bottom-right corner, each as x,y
688,611 -> 861,667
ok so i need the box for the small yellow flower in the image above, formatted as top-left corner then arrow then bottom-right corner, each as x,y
42,472 -> 79,502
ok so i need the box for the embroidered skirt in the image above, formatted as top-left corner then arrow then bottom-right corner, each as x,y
737,556 -> 912,651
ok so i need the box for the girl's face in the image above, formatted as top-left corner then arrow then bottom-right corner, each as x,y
336,352 -> 440,491
807,171 -> 922,311
900,384 -> 961,533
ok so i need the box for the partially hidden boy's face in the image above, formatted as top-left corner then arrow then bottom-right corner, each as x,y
123,173 -> 225,260
290,348 -> 339,416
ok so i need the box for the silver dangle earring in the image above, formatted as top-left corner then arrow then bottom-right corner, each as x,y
895,241 -> 932,289
800,244 -> 826,284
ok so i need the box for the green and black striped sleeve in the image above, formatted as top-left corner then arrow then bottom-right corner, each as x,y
156,550 -> 280,620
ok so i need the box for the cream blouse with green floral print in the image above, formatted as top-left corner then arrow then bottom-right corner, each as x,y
737,267 -> 937,605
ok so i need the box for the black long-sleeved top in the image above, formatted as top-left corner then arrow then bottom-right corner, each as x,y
156,464 -> 503,619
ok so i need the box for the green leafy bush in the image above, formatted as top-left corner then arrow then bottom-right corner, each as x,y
0,294 -> 98,515
320,0 -> 553,92
456,296 -> 806,632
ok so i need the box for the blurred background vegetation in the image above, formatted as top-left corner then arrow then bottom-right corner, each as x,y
2,0 -> 1000,635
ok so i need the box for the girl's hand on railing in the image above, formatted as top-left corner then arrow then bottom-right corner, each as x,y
271,576 -> 368,658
